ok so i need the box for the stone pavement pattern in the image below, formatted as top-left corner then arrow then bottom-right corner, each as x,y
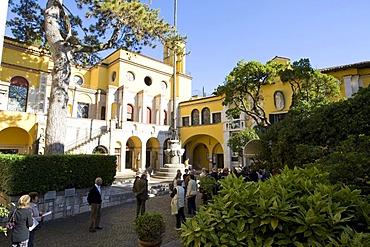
0,194 -> 188,247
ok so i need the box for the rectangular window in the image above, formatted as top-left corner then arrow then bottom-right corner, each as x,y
212,113 -> 221,124
269,113 -> 286,124
182,116 -> 190,126
77,102 -> 89,118
0,149 -> 18,154
231,152 -> 239,162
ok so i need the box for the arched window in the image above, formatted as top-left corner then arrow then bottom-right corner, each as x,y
201,107 -> 211,125
191,109 -> 199,126
127,104 -> 134,121
8,76 -> 29,112
146,107 -> 152,124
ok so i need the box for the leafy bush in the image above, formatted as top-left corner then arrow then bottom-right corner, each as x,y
199,176 -> 219,202
181,167 -> 370,246
0,192 -> 10,235
313,151 -> 370,195
134,212 -> 165,242
0,154 -> 117,195
258,87 -> 370,170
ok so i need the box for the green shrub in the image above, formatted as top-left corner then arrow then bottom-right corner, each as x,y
0,192 -> 10,235
0,154 -> 117,195
199,176 -> 219,204
313,151 -> 370,195
181,167 -> 370,246
199,176 -> 219,198
134,212 -> 165,242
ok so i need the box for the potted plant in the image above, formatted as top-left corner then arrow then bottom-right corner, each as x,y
134,212 -> 165,247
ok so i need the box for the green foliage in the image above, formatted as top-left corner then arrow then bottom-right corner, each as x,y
181,167 -> 370,246
312,151 -> 370,195
228,128 -> 259,156
7,0 -> 186,65
279,58 -> 341,108
259,87 -> 370,171
199,176 -> 219,198
134,212 -> 165,242
0,154 -> 117,195
216,60 -> 284,127
7,0 -> 44,45
0,192 -> 11,235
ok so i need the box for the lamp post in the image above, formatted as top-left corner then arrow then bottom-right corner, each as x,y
164,0 -> 184,168
171,0 -> 178,141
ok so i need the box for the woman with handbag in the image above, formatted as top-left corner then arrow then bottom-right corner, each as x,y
186,174 -> 197,215
9,195 -> 33,247
170,179 -> 186,230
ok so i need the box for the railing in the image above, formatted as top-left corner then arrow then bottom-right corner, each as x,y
65,127 -> 108,152
225,120 -> 247,130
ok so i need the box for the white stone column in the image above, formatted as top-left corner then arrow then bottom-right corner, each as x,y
351,75 -> 359,95
160,94 -> 167,125
343,75 -> 360,98
120,86 -> 129,125
141,148 -> 147,171
159,146 -> 164,168
71,89 -> 78,117
106,85 -> 117,120
343,75 -> 353,99
0,81 -> 9,111
120,146 -> 126,171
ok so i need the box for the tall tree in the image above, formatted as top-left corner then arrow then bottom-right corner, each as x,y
216,60 -> 282,127
227,128 -> 259,157
7,0 -> 185,154
279,58 -> 341,109
6,0 -> 44,45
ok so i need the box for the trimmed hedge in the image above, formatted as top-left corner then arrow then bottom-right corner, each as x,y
0,154 -> 117,195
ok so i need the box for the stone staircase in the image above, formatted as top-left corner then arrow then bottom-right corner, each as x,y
65,129 -> 109,154
151,164 -> 186,180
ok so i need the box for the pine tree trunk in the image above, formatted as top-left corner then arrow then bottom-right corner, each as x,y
44,0 -> 71,154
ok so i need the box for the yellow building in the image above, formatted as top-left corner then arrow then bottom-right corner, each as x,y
321,61 -> 370,97
179,95 -> 225,170
178,56 -> 294,169
1,35 -> 368,173
178,56 -> 370,170
0,37 -> 192,177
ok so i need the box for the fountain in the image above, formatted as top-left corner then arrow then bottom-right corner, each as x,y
164,139 -> 184,167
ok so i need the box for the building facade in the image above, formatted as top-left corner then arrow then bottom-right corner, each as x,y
0,37 -> 192,177
1,37 -> 369,174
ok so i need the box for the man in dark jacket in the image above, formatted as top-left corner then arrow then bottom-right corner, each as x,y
132,173 -> 149,217
87,177 -> 103,232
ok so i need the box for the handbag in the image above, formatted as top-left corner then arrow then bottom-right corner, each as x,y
190,190 -> 197,196
171,194 -> 178,215
6,209 -> 16,230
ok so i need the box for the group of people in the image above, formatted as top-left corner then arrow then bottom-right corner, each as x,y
170,168 -> 198,230
7,192 -> 43,247
199,166 -> 277,182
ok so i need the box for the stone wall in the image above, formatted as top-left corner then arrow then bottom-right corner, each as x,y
8,186 -> 135,221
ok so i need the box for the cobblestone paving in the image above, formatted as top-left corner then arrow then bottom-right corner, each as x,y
1,192 -> 202,247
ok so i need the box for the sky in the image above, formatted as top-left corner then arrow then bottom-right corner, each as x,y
5,0 -> 370,95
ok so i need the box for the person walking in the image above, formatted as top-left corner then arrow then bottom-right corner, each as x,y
9,195 -> 33,247
28,192 -> 42,247
186,174 -> 197,215
87,177 -> 103,233
132,173 -> 149,217
170,179 -> 186,231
